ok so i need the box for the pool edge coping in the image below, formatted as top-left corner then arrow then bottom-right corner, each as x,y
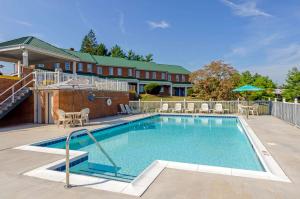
14,114 -> 291,197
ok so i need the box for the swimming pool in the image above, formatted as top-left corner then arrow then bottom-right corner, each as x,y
34,115 -> 265,182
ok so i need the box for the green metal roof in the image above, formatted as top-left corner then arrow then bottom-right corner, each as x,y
0,36 -> 77,60
92,54 -> 190,74
0,36 -> 191,74
63,49 -> 96,63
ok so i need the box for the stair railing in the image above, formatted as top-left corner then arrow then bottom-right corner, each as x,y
0,72 -> 35,106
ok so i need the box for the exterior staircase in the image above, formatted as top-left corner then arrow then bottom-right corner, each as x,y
0,73 -> 34,120
0,88 -> 32,119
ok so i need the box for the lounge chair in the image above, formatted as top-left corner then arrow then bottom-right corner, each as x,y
125,104 -> 139,114
249,104 -> 259,116
57,109 -> 72,128
118,104 -> 128,114
199,103 -> 209,113
173,103 -> 182,113
184,103 -> 195,113
213,103 -> 224,114
158,103 -> 169,113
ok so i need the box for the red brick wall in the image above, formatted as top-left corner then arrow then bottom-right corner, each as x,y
0,94 -> 34,127
0,78 -> 20,102
33,61 -> 190,82
52,90 -> 129,121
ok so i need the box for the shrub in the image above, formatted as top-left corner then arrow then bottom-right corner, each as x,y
144,83 -> 161,95
187,88 -> 194,96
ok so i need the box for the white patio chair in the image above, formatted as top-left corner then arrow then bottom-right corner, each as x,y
57,109 -> 72,128
158,103 -> 169,113
249,104 -> 259,116
214,103 -> 224,114
184,103 -> 195,113
199,103 -> 209,113
173,103 -> 182,113
118,104 -> 128,114
237,104 -> 245,115
79,108 -> 90,126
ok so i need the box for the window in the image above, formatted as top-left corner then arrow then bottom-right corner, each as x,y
97,66 -> 103,75
152,72 -> 156,79
87,64 -> 93,73
168,74 -> 172,81
176,74 -> 180,82
182,75 -> 186,82
65,62 -> 70,71
128,68 -> 133,76
146,71 -> 150,79
78,63 -> 83,71
53,63 -> 60,69
109,67 -> 114,75
37,64 -> 44,68
117,68 -> 122,76
139,85 -> 144,93
136,70 -> 140,78
160,87 -> 164,92
161,72 -> 166,80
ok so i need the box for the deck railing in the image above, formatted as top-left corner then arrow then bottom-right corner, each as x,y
34,71 -> 128,92
129,100 -> 271,115
271,100 -> 300,127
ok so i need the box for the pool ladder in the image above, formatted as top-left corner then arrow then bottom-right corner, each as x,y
65,129 -> 118,188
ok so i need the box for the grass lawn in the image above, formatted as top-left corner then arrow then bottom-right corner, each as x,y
140,94 -> 197,101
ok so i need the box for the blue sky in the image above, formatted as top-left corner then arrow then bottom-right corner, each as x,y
0,0 -> 300,84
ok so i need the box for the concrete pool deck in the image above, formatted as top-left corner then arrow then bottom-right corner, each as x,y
0,115 -> 300,198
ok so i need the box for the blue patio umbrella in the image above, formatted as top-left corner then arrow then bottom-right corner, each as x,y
233,85 -> 264,118
233,85 -> 264,92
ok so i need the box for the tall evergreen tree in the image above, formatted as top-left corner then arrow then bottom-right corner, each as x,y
87,29 -> 97,48
95,43 -> 108,56
80,35 -> 94,54
80,29 -> 97,54
110,45 -> 126,58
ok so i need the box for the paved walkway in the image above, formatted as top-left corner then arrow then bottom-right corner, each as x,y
0,115 -> 300,199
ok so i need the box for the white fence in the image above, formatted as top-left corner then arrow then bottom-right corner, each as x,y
129,100 -> 271,115
271,101 -> 300,127
34,71 -> 128,92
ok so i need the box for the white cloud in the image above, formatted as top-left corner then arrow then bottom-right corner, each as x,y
147,20 -> 170,29
221,0 -> 272,17
119,12 -> 125,34
267,44 -> 300,65
14,20 -> 32,27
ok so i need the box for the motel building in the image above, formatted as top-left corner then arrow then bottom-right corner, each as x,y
0,36 -> 192,126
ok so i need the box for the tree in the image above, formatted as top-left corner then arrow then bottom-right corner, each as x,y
80,29 -> 98,54
145,54 -> 153,62
189,60 -> 240,100
87,29 -> 97,48
282,67 -> 300,101
144,83 -> 161,95
127,50 -> 137,60
110,45 -> 126,58
95,43 -> 108,56
238,71 -> 276,100
80,35 -> 94,54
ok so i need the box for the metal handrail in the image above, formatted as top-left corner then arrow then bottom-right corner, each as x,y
65,129 -> 118,188
0,73 -> 35,106
0,72 -> 33,97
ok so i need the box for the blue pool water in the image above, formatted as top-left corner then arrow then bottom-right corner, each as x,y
36,115 -> 264,182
